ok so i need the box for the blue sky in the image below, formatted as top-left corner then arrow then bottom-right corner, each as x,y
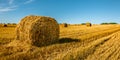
0,0 -> 120,24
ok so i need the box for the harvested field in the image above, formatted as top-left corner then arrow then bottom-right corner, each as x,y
0,24 -> 120,60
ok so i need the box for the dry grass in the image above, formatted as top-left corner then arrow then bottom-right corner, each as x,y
0,26 -> 15,45
0,24 -> 120,60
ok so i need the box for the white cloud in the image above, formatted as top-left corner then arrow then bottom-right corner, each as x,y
0,0 -> 35,13
8,0 -> 14,5
0,8 -> 14,12
0,6 -> 17,13
24,0 -> 34,4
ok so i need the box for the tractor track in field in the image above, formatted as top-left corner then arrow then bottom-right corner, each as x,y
85,31 -> 120,60
46,28 -> 120,60
52,32 -> 114,60
50,31 -> 120,60
28,27 -> 120,60
1,25 -> 120,60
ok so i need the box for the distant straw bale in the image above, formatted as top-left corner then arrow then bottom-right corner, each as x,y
15,15 -> 59,46
86,22 -> 92,27
3,24 -> 7,27
60,23 -> 68,27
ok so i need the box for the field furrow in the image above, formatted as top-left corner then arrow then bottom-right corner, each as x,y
1,25 -> 120,60
86,31 -> 120,60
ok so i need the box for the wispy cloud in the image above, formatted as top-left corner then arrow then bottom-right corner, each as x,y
8,0 -> 14,5
0,0 -> 35,13
24,0 -> 34,4
0,6 -> 17,13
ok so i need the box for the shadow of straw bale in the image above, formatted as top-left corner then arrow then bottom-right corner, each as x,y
57,38 -> 80,44
38,38 -> 80,47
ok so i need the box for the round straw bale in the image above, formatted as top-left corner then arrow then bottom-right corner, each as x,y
15,15 -> 59,46
3,24 -> 7,27
86,22 -> 92,27
61,23 -> 68,27
64,23 -> 68,27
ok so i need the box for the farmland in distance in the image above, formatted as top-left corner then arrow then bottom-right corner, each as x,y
0,24 -> 120,60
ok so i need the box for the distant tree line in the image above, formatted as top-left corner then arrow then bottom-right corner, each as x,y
0,23 -> 17,27
81,23 -> 86,25
0,23 -> 17,25
59,22 -> 118,25
101,22 -> 118,25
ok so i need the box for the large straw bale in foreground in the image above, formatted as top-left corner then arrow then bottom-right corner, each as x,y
15,15 -> 59,46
